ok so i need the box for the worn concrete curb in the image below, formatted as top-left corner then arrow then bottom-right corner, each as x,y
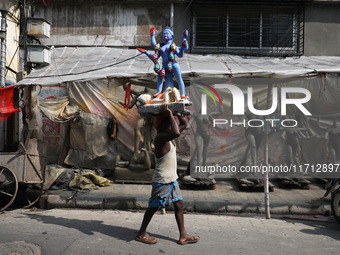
39,192 -> 331,216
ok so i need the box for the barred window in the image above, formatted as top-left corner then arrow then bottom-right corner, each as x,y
193,4 -> 304,56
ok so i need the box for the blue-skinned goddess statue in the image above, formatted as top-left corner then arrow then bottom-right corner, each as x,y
138,26 -> 189,99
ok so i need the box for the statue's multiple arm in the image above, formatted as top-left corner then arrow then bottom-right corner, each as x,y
175,30 -> 189,58
150,27 -> 157,49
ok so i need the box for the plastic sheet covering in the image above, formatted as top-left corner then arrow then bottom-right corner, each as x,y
38,96 -> 80,122
16,47 -> 340,87
64,111 -> 110,161
79,112 -> 110,160
65,125 -> 125,170
15,46 -> 340,171
64,120 -> 86,166
67,79 -> 149,152
189,74 -> 340,179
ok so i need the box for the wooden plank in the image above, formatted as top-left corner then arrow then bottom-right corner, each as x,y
137,101 -> 192,114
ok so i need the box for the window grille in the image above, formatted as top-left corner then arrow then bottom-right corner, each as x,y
193,4 -> 304,56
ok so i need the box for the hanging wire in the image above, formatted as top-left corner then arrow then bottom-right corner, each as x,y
31,51 -> 144,80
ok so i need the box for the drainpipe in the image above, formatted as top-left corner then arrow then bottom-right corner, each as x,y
170,2 -> 174,29
0,10 -> 7,87
0,10 -> 7,151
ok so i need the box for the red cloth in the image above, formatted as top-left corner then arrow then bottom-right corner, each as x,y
0,85 -> 20,121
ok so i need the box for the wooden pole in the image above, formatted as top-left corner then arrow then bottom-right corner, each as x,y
264,85 -> 272,219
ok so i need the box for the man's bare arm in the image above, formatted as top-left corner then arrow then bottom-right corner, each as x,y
156,104 -> 180,143
177,114 -> 188,133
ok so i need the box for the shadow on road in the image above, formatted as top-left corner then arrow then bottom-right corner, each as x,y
23,213 -> 178,243
283,218 -> 340,241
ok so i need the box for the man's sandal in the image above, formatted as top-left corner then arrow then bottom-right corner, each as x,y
135,233 -> 157,244
178,235 -> 200,245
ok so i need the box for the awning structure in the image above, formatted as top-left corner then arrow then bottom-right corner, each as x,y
14,46 -> 340,173
17,46 -> 340,86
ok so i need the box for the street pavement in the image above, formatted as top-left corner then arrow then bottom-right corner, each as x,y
0,209 -> 339,255
40,179 -> 331,215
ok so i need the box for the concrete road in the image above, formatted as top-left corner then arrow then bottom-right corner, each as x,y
0,209 -> 339,255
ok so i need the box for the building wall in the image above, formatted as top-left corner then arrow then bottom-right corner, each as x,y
35,1 -> 171,47
5,8 -> 20,83
173,1 -> 340,57
33,1 -> 340,55
173,3 -> 191,48
304,2 -> 340,56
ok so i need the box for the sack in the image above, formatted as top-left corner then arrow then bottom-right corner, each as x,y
69,172 -> 112,191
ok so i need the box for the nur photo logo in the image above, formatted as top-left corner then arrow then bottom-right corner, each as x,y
195,83 -> 312,128
197,83 -> 223,115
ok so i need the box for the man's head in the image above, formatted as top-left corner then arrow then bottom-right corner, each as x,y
155,112 -> 179,132
155,112 -> 170,132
